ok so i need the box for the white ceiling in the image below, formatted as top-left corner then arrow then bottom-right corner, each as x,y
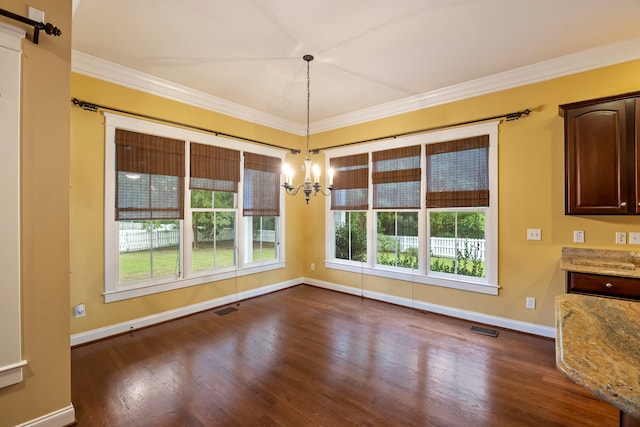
72,0 -> 640,131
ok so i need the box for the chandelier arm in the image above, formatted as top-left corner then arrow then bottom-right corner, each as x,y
314,187 -> 333,197
282,183 -> 305,196
312,183 -> 333,197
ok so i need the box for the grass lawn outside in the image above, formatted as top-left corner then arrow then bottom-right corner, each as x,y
119,243 -> 277,283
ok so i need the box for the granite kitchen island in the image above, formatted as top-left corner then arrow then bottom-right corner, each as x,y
556,293 -> 640,426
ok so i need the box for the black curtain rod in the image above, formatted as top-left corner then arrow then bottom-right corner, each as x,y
71,98 -> 301,154
0,8 -> 61,44
311,108 -> 532,153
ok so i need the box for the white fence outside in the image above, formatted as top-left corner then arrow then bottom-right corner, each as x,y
119,227 -> 273,252
381,235 -> 485,261
119,229 -> 180,252
254,229 -> 276,243
430,237 -> 485,261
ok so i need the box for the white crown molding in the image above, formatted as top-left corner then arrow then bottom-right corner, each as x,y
313,37 -> 640,132
73,37 -> 640,136
71,50 -> 304,135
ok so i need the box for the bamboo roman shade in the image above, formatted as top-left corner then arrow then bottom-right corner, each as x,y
243,152 -> 281,217
425,135 -> 489,208
330,153 -> 369,210
115,129 -> 185,220
190,143 -> 240,192
372,145 -> 421,209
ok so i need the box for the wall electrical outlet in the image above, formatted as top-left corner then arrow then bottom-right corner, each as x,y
526,228 -> 541,241
573,230 -> 584,243
629,232 -> 640,244
310,262 -> 315,271
525,297 -> 536,310
74,303 -> 86,318
616,232 -> 627,244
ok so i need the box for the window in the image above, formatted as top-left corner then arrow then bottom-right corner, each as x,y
189,144 -> 239,274
377,211 -> 419,269
426,136 -> 489,280
334,211 -> 367,262
245,216 -> 278,263
242,152 -> 281,264
325,122 -> 498,295
372,146 -> 420,270
331,154 -> 369,263
115,129 -> 184,284
104,114 -> 285,302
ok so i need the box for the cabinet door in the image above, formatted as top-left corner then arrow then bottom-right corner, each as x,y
636,99 -> 640,214
565,99 -> 629,214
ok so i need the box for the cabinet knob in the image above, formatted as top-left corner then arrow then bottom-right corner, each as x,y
604,282 -> 613,288
621,202 -> 627,207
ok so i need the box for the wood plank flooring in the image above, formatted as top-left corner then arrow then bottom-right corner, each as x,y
71,285 -> 619,426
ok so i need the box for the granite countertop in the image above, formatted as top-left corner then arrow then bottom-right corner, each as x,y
555,293 -> 640,417
560,247 -> 640,278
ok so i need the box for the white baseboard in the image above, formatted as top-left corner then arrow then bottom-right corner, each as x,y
71,279 -> 300,346
71,277 -> 555,346
304,278 -> 556,339
16,405 -> 75,427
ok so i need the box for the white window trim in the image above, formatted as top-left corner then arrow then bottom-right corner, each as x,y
324,121 -> 499,295
104,113 -> 286,303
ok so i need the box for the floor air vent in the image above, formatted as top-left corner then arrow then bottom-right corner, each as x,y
470,325 -> 499,338
215,307 -> 238,316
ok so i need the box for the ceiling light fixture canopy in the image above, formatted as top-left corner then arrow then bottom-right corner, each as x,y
282,55 -> 334,204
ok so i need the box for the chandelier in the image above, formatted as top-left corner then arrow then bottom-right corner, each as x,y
282,54 -> 334,204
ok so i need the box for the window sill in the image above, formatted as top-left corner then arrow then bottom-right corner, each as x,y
324,261 -> 499,295
104,261 -> 286,303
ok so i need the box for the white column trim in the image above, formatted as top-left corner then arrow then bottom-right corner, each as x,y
0,21 -> 26,389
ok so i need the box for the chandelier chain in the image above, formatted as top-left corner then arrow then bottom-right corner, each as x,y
306,57 -> 311,157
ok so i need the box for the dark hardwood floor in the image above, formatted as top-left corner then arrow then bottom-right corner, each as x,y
71,285 -> 619,426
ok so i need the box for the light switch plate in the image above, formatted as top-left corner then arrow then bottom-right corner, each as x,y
630,232 -> 640,244
526,297 -> 536,309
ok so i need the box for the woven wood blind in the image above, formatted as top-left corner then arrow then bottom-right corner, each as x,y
115,129 -> 185,220
372,145 -> 421,209
330,153 -> 369,210
243,152 -> 281,216
190,143 -> 240,192
425,135 -> 489,208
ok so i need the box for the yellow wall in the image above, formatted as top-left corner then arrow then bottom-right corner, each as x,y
304,59 -> 640,327
70,57 -> 640,340
70,74 -> 306,334
0,1 -> 72,426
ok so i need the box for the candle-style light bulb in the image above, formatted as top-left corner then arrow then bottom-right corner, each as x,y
312,164 -> 321,184
328,168 -> 334,186
282,164 -> 293,185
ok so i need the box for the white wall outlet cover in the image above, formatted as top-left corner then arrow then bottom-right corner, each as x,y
28,7 -> 45,23
573,230 -> 584,243
74,303 -> 86,318
526,228 -> 541,241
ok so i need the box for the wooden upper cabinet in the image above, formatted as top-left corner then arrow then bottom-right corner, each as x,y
560,92 -> 640,215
